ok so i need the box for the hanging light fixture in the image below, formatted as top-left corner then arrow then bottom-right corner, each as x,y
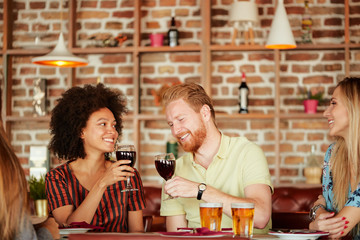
32,0 -> 88,67
265,0 -> 296,49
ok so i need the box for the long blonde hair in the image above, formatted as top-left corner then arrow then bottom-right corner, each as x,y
0,121 -> 29,240
331,77 -> 360,210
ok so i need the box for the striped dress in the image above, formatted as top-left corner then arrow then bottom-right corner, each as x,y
45,161 -> 146,232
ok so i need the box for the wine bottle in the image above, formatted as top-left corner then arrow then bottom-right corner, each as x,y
301,0 -> 312,43
239,72 -> 249,114
168,16 -> 179,47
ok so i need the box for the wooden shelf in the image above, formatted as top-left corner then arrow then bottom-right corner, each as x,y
210,44 -> 270,51
5,115 -> 51,122
138,45 -> 201,53
279,113 -> 325,119
216,113 -> 274,119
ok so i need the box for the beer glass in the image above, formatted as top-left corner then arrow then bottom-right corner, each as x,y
231,202 -> 255,238
199,202 -> 223,231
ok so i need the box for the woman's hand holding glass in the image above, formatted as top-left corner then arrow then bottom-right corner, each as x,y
99,160 -> 135,189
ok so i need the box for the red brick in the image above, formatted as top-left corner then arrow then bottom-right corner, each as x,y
178,66 -> 194,74
312,64 -> 342,72
105,22 -> 123,30
249,53 -> 274,61
141,66 -> 155,74
286,53 -> 319,61
159,0 -> 176,6
175,9 -> 190,17
169,54 -> 200,63
152,10 -> 172,18
212,54 -> 244,61
146,21 -> 161,29
104,77 -> 133,84
284,156 -> 304,164
101,1 -> 117,8
292,65 -> 310,73
99,67 -> 115,74
303,75 -> 333,84
101,55 -> 127,64
286,132 -> 305,141
186,20 -> 201,28
253,87 -> 272,95
218,65 -> 235,73
322,53 -> 345,61
78,11 -> 109,19
30,2 -> 46,9
113,11 -> 133,18
159,66 -> 175,74
180,0 -> 197,6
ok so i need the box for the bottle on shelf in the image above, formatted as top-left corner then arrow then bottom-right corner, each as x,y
301,0 -> 313,44
167,15 -> 179,47
238,72 -> 249,114
166,136 -> 179,159
304,144 -> 322,184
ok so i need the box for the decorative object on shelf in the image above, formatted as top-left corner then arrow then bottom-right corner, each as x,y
28,175 -> 48,217
167,15 -> 179,47
88,34 -> 127,48
304,144 -> 322,184
301,0 -> 313,44
229,1 -> 259,45
32,0 -> 88,67
299,85 -> 324,114
103,34 -> 127,47
239,72 -> 249,114
29,145 -> 49,179
265,0 -> 296,49
150,33 -> 164,47
33,78 -> 47,117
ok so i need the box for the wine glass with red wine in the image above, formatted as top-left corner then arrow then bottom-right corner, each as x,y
116,144 -> 138,192
155,153 -> 176,200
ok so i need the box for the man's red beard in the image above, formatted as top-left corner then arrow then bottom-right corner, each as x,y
177,120 -> 207,153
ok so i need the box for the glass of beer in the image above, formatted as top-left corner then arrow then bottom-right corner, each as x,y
231,203 -> 255,238
199,203 -> 223,231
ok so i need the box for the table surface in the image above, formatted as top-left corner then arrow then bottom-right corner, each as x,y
67,232 -> 277,240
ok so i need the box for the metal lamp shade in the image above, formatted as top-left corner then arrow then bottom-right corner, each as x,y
265,0 -> 296,49
32,33 -> 88,67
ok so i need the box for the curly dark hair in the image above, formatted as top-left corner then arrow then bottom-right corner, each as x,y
49,83 -> 127,161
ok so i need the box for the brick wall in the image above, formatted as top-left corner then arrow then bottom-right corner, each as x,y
2,0 -> 360,185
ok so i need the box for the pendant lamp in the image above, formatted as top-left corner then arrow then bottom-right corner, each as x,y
229,1 -> 259,45
265,0 -> 296,49
32,33 -> 88,67
32,0 -> 88,67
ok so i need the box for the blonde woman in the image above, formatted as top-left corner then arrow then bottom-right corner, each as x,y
0,121 -> 57,240
309,77 -> 360,239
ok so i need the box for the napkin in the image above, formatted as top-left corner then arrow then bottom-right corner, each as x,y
159,227 -> 232,236
59,221 -> 104,230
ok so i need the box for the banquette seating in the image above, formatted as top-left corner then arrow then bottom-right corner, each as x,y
142,185 -> 322,232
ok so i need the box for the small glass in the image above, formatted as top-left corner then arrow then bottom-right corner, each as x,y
231,202 -> 255,238
115,144 -> 138,192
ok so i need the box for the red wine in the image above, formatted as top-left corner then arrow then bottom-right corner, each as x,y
116,151 -> 136,167
155,159 -> 175,180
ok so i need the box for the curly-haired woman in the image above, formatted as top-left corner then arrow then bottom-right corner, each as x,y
45,83 -> 145,232
309,77 -> 360,239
